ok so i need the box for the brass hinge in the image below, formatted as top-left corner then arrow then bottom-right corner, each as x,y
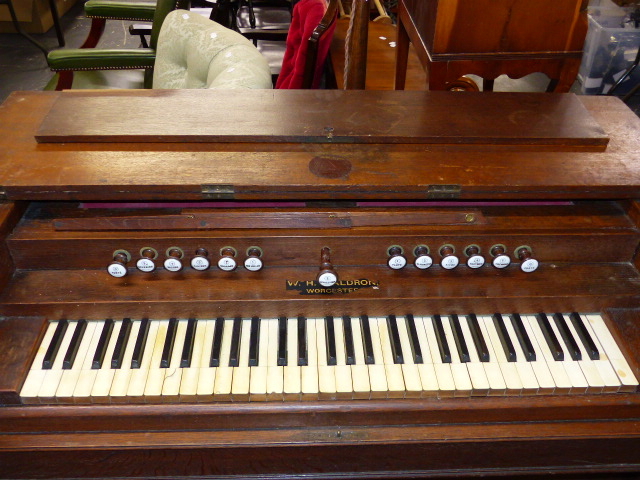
426,184 -> 461,199
201,185 -> 235,200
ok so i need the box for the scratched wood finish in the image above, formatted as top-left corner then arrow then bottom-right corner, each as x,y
34,90 -> 608,147
1,92 -> 640,201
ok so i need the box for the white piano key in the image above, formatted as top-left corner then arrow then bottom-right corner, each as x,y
574,314 -> 621,392
502,315 -> 539,395
377,316 -> 405,398
57,321 -> 100,401
231,318 -> 252,401
516,316 -> 556,395
316,317 -> 337,400
127,320 -> 160,398
546,313 -> 588,393
20,321 -> 62,401
412,316 -> 440,397
74,320 -> 108,400
441,316 -> 472,397
283,317 -> 301,400
524,315 -> 571,394
143,320 -> 169,399
109,320 -> 141,401
333,316 -> 353,399
561,314 -> 605,393
350,316 -> 372,399
367,317 -> 389,398
265,318 -> 283,400
195,319 -> 217,400
91,320 -> 123,401
420,316 -> 456,397
214,319 -> 235,400
396,316 -> 424,398
301,318 -> 319,400
478,316 -> 523,394
161,319 -> 189,400
249,317 -> 270,401
38,321 -> 78,400
586,314 -> 639,392
456,316 -> 490,396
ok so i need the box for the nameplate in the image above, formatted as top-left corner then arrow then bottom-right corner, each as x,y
35,90 -> 608,150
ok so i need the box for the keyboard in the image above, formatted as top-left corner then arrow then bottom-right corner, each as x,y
20,313 -> 639,403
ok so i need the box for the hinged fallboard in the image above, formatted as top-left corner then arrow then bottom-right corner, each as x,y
0,90 -> 638,202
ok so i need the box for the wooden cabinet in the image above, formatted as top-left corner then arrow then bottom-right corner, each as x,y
395,0 -> 589,91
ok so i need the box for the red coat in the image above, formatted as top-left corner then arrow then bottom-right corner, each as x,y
275,0 -> 337,89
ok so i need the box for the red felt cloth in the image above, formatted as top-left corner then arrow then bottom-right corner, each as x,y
275,0 -> 337,89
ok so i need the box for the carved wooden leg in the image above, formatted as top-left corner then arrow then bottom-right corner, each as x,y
549,58 -> 581,93
55,71 -> 74,90
483,78 -> 494,92
394,15 -> 410,90
80,18 -> 107,49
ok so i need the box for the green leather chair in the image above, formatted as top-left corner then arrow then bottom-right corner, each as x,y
47,8 -> 273,90
47,0 -> 190,90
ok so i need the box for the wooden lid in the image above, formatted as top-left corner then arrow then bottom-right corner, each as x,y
0,90 -> 638,202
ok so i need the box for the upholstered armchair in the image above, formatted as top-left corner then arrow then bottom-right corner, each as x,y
153,9 -> 273,89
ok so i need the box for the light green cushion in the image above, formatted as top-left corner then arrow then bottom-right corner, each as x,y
153,10 -> 273,89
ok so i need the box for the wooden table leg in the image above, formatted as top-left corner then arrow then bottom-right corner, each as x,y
394,15 -> 410,90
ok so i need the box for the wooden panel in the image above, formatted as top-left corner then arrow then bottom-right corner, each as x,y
0,317 -> 47,405
34,90 -> 608,148
429,0 -> 588,56
1,263 -> 639,319
0,92 -> 639,201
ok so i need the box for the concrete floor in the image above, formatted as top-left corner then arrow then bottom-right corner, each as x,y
0,1 -> 638,115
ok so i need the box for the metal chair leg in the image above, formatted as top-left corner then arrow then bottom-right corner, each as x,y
0,0 -> 49,56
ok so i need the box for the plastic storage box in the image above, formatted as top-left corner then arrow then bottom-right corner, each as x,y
578,6 -> 640,94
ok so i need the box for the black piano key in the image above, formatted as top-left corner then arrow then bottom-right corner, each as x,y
248,316 -> 261,366
43,320 -> 69,370
552,313 -> 581,361
386,315 -> 404,364
111,318 -> 132,369
342,315 -> 356,365
325,316 -> 337,366
467,314 -> 490,362
569,312 -> 599,360
160,317 -> 178,368
449,314 -> 470,363
535,313 -> 564,361
405,314 -> 423,364
360,315 -> 375,365
62,319 -> 87,370
431,315 -> 451,364
180,318 -> 197,368
228,317 -> 243,367
210,316 -> 225,367
92,319 -> 114,369
131,318 -> 150,369
297,315 -> 308,366
510,313 -> 536,361
277,316 -> 287,366
492,313 -> 517,362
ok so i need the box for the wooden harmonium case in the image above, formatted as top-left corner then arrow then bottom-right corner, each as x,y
1,200 -> 639,405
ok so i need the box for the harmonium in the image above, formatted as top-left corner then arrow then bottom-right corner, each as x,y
0,89 -> 639,479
